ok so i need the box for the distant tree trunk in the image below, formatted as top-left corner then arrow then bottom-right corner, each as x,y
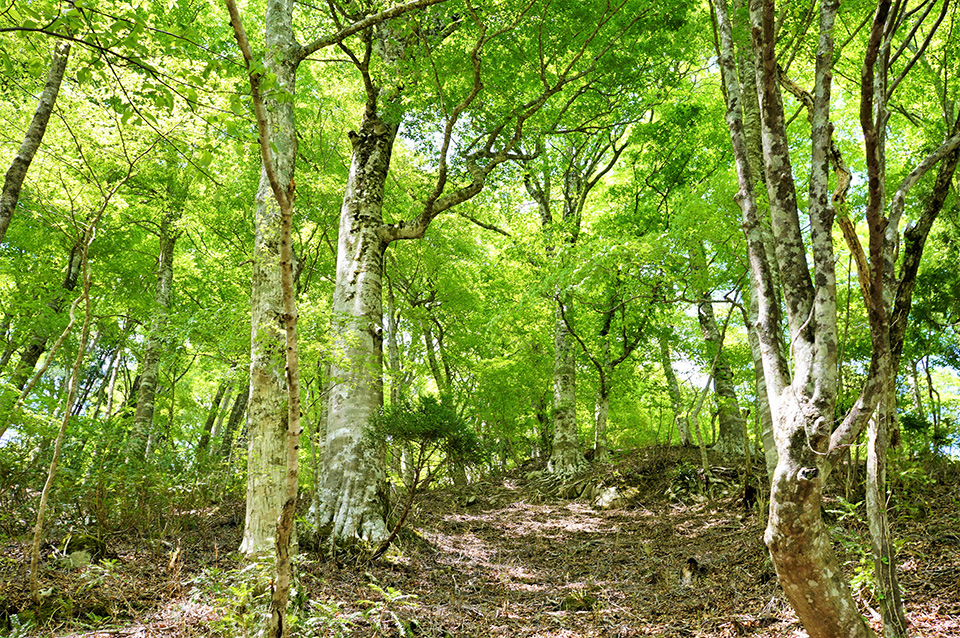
196,379 -> 230,463
421,318 -> 448,394
218,388 -> 248,460
0,239 -> 83,441
0,41 -> 71,244
696,296 -> 746,457
128,211 -> 178,462
659,335 -> 692,446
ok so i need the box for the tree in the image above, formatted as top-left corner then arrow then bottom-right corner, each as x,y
224,0 -> 447,557
524,132 -> 628,475
316,0 -> 668,546
714,0 -> 960,635
0,40 -> 70,244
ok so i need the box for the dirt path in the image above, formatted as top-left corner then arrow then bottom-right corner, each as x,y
3,450 -> 959,637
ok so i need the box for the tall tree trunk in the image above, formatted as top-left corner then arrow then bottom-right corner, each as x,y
239,9 -> 299,554
317,109 -> 397,546
549,298 -> 585,476
659,335 -> 692,446
696,295 -> 746,457
127,212 -> 178,462
0,41 -> 71,244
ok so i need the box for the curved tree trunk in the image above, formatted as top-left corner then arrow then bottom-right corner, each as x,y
0,41 -> 71,244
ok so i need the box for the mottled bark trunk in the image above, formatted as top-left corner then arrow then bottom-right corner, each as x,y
549,300 -> 585,477
128,216 -> 177,462
659,336 -> 691,446
593,384 -> 610,464
0,41 -> 70,244
715,0 -> 876,635
743,301 -> 777,477
240,26 -> 299,556
317,113 -> 397,546
765,395 -> 871,638
697,295 -> 746,457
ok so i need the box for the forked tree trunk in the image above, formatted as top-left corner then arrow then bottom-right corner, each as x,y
715,0 -> 876,635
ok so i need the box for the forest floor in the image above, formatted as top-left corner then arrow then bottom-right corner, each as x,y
2,447 -> 960,637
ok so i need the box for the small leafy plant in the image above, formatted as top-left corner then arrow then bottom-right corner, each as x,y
367,394 -> 484,561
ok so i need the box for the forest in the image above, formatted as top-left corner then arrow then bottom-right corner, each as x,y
1,0 -> 959,636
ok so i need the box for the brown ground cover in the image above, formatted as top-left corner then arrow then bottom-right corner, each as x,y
1,447 -> 958,637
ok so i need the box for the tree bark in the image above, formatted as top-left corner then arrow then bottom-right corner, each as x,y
238,0 -> 299,556
127,210 -> 179,462
0,41 -> 71,244
317,106 -> 397,546
695,288 -> 746,457
659,335 -> 692,446
715,0 -> 877,635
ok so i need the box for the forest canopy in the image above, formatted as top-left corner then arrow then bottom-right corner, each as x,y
1,0 -> 959,636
